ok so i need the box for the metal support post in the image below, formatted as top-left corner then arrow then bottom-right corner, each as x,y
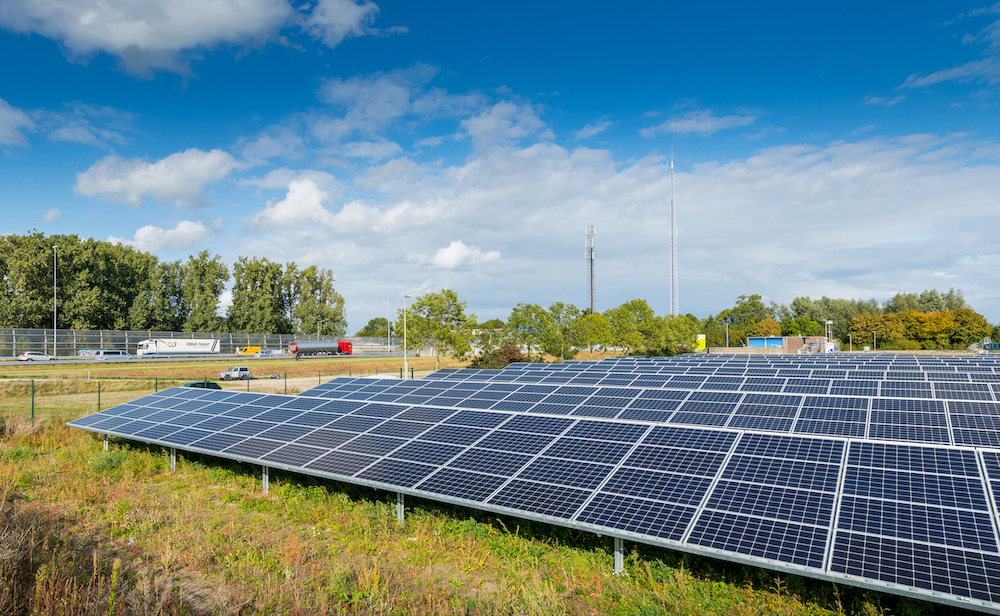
154,378 -> 158,393
284,373 -> 287,395
30,380 -> 34,425
613,537 -> 625,575
103,434 -> 109,451
410,367 -> 414,380
396,492 -> 404,525
97,381 -> 101,410
262,466 -> 270,495
170,448 -> 176,472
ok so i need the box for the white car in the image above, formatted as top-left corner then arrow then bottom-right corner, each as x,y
218,366 -> 253,380
18,351 -> 57,361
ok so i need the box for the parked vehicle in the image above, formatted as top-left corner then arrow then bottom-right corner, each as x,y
180,381 -> 222,389
236,346 -> 261,356
288,340 -> 353,358
94,350 -> 134,361
218,366 -> 253,380
18,351 -> 56,361
136,338 -> 220,357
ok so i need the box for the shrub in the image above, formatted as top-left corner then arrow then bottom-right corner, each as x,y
469,344 -> 529,369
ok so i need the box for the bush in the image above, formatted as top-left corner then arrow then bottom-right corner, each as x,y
469,344 -> 529,369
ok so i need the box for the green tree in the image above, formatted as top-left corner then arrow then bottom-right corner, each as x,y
405,289 -> 475,370
475,318 -> 506,356
290,265 -> 346,336
504,303 -> 555,361
577,312 -> 612,357
226,256 -> 290,333
650,313 -> 701,355
717,294 -> 773,346
542,302 -> 582,361
849,313 -> 904,350
605,299 -> 661,354
884,292 -> 920,314
750,317 -> 781,337
128,260 -> 187,331
356,317 -> 389,337
183,251 -> 229,332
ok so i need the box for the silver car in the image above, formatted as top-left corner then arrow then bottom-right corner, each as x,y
18,351 -> 57,361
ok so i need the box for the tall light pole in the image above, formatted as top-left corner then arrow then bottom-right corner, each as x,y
849,333 -> 853,352
873,331 -> 876,352
725,323 -> 730,348
386,286 -> 391,356
53,245 -> 57,357
403,294 -> 411,378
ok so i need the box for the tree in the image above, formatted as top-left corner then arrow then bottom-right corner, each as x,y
183,251 -> 229,332
750,317 -> 781,337
405,289 -> 475,370
950,308 -> 991,347
290,265 -> 346,336
650,313 -> 701,355
226,256 -> 290,333
849,313 -> 904,350
943,288 -> 968,311
504,303 -> 555,361
605,299 -> 661,354
542,302 -> 582,361
356,317 -> 389,337
128,260 -> 187,331
717,294 -> 774,346
884,292 -> 920,314
577,312 -> 613,357
475,318 -> 506,355
469,344 -> 528,369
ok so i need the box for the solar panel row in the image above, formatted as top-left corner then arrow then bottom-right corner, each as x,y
67,355 -> 1000,613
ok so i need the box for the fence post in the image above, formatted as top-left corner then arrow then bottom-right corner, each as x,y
318,371 -> 321,385
154,378 -> 158,393
284,373 -> 287,395
247,378 -> 250,392
30,380 -> 34,425
411,367 -> 414,379
97,381 -> 101,411
400,368 -> 403,379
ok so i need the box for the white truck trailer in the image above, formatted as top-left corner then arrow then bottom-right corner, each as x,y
136,338 -> 221,357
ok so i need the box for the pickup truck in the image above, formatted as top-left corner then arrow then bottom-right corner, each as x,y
218,366 -> 253,380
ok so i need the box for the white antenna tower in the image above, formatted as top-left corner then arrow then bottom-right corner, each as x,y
585,225 -> 595,313
669,152 -> 678,316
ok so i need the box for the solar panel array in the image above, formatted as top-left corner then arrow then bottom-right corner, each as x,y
69,354 -> 1000,613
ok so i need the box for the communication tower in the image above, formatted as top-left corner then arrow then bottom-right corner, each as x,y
669,154 -> 678,316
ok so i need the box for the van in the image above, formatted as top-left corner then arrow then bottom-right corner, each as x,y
94,349 -> 135,361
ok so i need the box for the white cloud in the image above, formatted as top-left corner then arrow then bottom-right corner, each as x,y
251,178 -> 336,229
42,208 -> 60,223
410,240 -> 501,269
573,120 -> 613,140
108,220 -> 216,252
899,13 -> 1000,89
337,139 -> 403,160
0,96 -> 34,146
864,94 -> 905,106
461,101 -> 553,147
239,168 -> 340,193
74,148 -> 240,207
0,0 -> 393,76
239,126 -> 304,161
640,109 -> 758,138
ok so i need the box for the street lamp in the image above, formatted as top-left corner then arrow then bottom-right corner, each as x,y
849,333 -> 853,352
403,294 -> 411,378
53,245 -> 57,357
873,331 -> 877,352
725,322 -> 729,348
386,286 -> 391,357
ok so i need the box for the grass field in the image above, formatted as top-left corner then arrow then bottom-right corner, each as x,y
0,360 -> 951,616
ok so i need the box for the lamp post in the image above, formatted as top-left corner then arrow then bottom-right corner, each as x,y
52,245 -> 57,357
849,333 -> 853,352
386,286 -> 391,356
873,331 -> 877,352
403,294 -> 411,378
725,323 -> 729,348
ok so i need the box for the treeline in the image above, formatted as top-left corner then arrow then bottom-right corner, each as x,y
703,291 -> 996,350
0,233 -> 346,335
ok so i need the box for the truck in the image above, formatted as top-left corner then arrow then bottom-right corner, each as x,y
235,346 -> 261,356
218,366 -> 253,380
288,340 -> 353,358
136,338 -> 220,357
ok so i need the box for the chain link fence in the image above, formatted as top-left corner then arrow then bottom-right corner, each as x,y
0,366 -> 424,432
0,328 -> 405,358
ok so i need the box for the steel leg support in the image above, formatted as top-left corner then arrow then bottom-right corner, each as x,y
262,465 -> 270,495
613,537 -> 625,575
170,448 -> 176,473
396,492 -> 404,526
103,435 -> 108,451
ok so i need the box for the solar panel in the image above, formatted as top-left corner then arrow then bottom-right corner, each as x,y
67,354 -> 1000,613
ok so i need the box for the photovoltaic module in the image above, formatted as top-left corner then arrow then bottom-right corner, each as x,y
69,354 -> 1000,613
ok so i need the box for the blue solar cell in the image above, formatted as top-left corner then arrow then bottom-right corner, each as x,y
295,429 -> 355,449
262,443 -> 328,466
543,437 -> 632,464
793,420 -> 866,437
327,415 -> 383,432
624,446 -> 727,475
602,467 -> 711,505
416,468 -> 507,501
688,510 -> 827,569
844,466 -> 988,509
476,430 -> 554,455
576,494 -> 695,541
257,424 -> 314,442
446,410 -> 511,428
224,437 -> 282,458
390,441 -> 464,465
565,421 -> 649,442
222,420 -> 278,437
448,448 -> 533,475
305,450 -> 378,476
516,457 -> 612,490
706,481 -> 835,526
723,455 -> 840,491
488,479 -> 590,519
838,495 -> 998,552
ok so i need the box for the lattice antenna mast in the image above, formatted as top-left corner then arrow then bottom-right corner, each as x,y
585,225 -> 595,313
669,152 -> 678,316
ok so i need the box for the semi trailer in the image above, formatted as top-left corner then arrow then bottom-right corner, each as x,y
136,338 -> 220,357
288,340 -> 353,358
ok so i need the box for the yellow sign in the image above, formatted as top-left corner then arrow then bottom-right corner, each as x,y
695,334 -> 706,351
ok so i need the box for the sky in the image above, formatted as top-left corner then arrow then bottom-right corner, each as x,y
1,0 -> 999,332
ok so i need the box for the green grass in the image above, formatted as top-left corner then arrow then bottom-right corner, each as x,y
0,418 -> 960,616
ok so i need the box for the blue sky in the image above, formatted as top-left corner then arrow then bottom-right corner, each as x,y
2,0 -> 1000,331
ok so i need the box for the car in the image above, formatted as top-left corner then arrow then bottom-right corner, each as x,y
93,350 -> 135,361
18,351 -> 57,361
218,366 -> 253,380
180,381 -> 222,390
